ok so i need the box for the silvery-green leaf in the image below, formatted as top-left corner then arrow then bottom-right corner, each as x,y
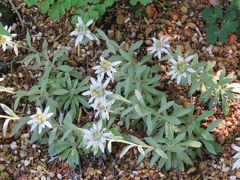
0,103 -> 17,117
107,140 -> 112,153
3,119 -> 11,137
120,145 -> 134,158
137,146 -> 145,155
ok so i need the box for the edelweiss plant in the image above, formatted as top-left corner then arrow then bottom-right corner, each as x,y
147,36 -> 170,60
93,56 -> 121,81
82,76 -> 112,110
1,15 -> 239,172
83,120 -> 112,155
70,16 -> 99,46
0,25 -> 18,55
168,54 -> 196,85
27,107 -> 54,134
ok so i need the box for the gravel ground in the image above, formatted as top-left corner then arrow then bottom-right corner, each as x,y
0,0 -> 240,179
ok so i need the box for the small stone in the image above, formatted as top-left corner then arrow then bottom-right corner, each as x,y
117,121 -> 123,126
145,40 -> 152,45
160,65 -> 166,73
115,30 -> 122,41
132,171 -> 138,176
57,173 -> 62,179
230,176 -> 237,180
236,171 -> 240,178
184,30 -> 192,37
41,176 -> 47,180
181,6 -> 188,14
237,71 -> 240,80
19,150 -> 27,159
145,27 -> 153,36
10,142 -> 18,150
227,34 -> 237,45
24,160 -> 30,166
49,172 -> 55,178
108,30 -> 114,38
187,22 -> 196,29
222,166 -> 230,172
187,166 -> 196,174
116,14 -> 125,25
145,5 -> 156,18
181,15 -> 188,23
176,21 -> 182,27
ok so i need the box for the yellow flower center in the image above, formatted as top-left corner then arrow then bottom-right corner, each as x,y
100,60 -> 111,72
0,35 -> 7,43
175,61 -> 187,73
97,102 -> 105,110
76,24 -> 86,33
34,112 -> 47,124
91,86 -> 105,97
92,130 -> 102,141
155,40 -> 162,49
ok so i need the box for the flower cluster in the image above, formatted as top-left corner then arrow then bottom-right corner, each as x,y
0,25 -> 18,56
83,56 -> 121,120
147,36 -> 196,85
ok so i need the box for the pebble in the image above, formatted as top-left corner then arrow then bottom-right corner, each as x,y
230,176 -> 237,180
145,27 -> 153,36
160,65 -> 166,73
41,176 -> 47,180
145,5 -> 156,18
132,171 -> 138,176
19,150 -> 27,159
237,71 -> 240,80
115,30 -> 122,41
176,21 -> 182,27
181,6 -> 188,14
57,173 -> 62,179
222,166 -> 230,172
24,160 -> 30,166
116,14 -> 125,25
181,15 -> 188,23
236,171 -> 240,178
187,22 -> 196,29
10,142 -> 18,150
49,172 -> 55,178
187,166 -> 196,174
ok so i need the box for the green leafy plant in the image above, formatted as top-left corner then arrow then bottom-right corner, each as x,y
199,68 -> 237,115
1,16 -> 239,173
201,4 -> 239,44
14,33 -> 89,119
23,0 -> 152,24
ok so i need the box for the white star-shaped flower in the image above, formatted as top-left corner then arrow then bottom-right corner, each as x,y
0,25 -> 18,56
82,76 -> 112,109
232,140 -> 240,170
92,57 -> 121,81
147,36 -> 170,60
91,99 -> 113,120
27,106 -> 53,134
83,120 -> 112,155
70,16 -> 98,46
168,55 -> 196,85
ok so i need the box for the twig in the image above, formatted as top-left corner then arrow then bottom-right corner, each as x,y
8,0 -> 24,28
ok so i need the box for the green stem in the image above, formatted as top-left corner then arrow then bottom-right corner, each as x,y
13,42 -> 53,65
